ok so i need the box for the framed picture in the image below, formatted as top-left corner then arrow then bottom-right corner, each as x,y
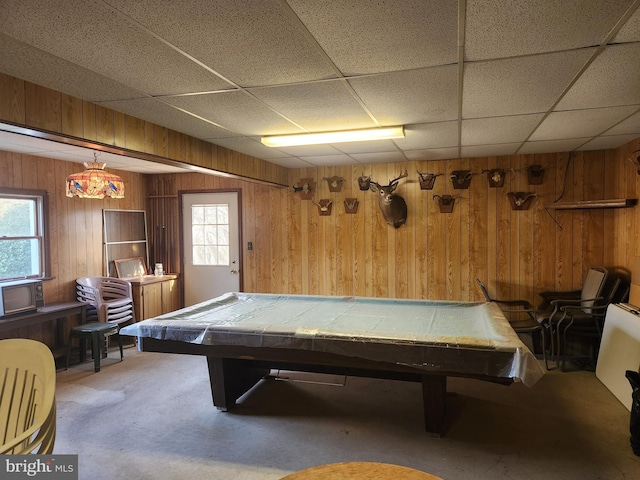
114,257 -> 147,278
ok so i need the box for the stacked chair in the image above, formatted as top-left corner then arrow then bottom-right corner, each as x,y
1,339 -> 56,454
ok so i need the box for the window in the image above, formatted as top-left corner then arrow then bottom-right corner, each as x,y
191,203 -> 229,266
0,188 -> 50,281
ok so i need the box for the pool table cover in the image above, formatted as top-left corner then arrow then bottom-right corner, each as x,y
120,293 -> 544,387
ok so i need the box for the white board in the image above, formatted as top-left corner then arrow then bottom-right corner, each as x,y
596,304 -> 640,411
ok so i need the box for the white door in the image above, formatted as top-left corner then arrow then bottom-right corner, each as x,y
181,191 -> 241,307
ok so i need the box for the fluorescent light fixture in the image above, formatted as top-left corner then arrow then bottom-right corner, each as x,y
261,126 -> 404,147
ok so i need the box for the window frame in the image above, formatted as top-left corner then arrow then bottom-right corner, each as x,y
0,187 -> 51,282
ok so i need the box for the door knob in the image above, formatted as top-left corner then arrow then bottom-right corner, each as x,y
230,269 -> 239,274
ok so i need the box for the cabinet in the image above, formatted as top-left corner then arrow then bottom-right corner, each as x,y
127,275 -> 180,321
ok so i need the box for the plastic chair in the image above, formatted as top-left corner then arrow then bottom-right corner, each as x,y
75,276 -> 135,327
476,278 -> 549,368
0,339 -> 56,454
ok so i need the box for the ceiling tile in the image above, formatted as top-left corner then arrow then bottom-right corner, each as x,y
248,81 -> 374,132
577,134 -> 640,151
518,138 -> 590,155
613,7 -> 640,42
529,106 -> 639,141
461,144 -> 521,158
98,97 -> 234,139
0,34 -> 145,102
0,0 -> 233,96
394,122 -> 459,150
298,154 -> 357,166
161,91 -> 302,136
209,137 -> 290,160
463,49 -> 595,118
404,147 -> 459,161
287,0 -> 458,75
349,66 -> 458,124
465,0 -> 633,61
106,0 -> 338,87
268,157 -> 315,168
350,151 -> 408,164
556,43 -> 640,110
605,109 -> 640,135
462,115 -> 544,145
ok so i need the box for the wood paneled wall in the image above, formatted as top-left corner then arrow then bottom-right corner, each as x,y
0,73 -> 288,186
150,137 -> 639,309
0,150 -> 147,345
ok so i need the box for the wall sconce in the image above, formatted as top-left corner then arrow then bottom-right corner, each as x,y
526,165 -> 545,185
507,192 -> 536,210
417,171 -> 441,190
450,170 -> 472,189
293,178 -> 315,199
433,194 -> 458,213
323,176 -> 345,192
344,198 -> 359,214
312,199 -> 333,216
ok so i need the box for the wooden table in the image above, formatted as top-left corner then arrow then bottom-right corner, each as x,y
280,462 -> 443,480
0,301 -> 87,355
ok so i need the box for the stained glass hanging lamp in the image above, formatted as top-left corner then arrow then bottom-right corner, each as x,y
66,152 -> 125,199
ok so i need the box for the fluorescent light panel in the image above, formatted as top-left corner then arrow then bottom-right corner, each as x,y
261,126 -> 404,147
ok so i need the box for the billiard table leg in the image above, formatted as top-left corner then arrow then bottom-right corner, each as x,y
207,356 -> 269,411
422,375 -> 447,436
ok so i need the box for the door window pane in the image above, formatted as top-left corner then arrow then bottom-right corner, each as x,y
191,204 -> 230,266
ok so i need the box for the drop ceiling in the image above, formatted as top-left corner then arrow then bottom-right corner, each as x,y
0,0 -> 639,173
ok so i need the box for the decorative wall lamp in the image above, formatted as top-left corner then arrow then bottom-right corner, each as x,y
344,198 -> 359,214
66,152 -> 124,199
450,170 -> 473,189
417,171 -> 441,190
507,192 -> 536,210
323,176 -> 345,192
292,178 -> 315,200
312,199 -> 333,216
433,194 -> 458,213
526,165 -> 545,185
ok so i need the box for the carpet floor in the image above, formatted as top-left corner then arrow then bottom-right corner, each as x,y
54,347 -> 640,480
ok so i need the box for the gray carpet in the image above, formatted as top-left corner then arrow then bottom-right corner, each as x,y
55,347 -> 640,479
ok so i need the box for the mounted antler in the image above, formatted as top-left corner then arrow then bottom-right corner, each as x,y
369,169 -> 408,228
312,199 -> 333,216
322,176 -> 345,192
416,171 -> 441,190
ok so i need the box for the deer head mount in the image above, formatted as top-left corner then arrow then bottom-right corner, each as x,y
433,194 -> 459,213
626,150 -> 640,174
369,169 -> 408,228
481,168 -> 514,187
357,174 -> 371,191
312,199 -> 333,216
322,176 -> 345,192
525,164 -> 545,185
343,198 -> 359,214
506,192 -> 536,210
450,170 -> 473,189
417,171 -> 442,190
292,178 -> 315,200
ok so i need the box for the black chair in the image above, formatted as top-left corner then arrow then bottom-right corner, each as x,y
556,272 -> 630,371
476,279 -> 549,369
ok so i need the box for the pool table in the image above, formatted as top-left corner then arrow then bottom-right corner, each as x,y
119,293 -> 544,435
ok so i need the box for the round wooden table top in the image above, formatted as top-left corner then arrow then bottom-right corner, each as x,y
280,462 -> 443,480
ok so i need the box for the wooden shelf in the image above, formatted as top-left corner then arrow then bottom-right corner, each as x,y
545,199 -> 637,210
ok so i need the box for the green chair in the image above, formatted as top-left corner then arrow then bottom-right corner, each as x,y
66,322 -> 123,372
